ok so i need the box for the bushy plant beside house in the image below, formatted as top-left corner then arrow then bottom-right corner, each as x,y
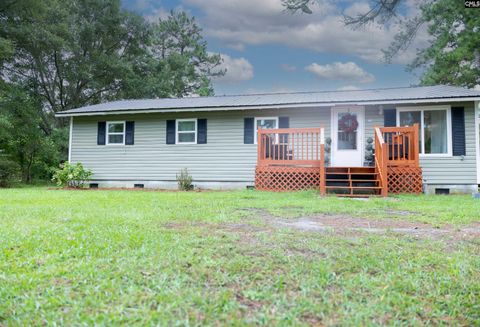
176,168 -> 194,191
52,162 -> 92,188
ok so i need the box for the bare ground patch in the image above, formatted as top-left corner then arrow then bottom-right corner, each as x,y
238,208 -> 480,242
160,209 -> 480,245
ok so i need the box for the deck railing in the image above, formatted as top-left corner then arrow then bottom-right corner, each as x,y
374,123 -> 420,196
257,127 -> 326,194
257,128 -> 325,167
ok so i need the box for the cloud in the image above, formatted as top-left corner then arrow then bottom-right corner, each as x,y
213,54 -> 254,83
182,0 -> 429,64
281,63 -> 297,72
337,85 -> 361,91
305,62 -> 375,83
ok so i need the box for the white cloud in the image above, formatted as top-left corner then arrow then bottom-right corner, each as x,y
281,63 -> 297,72
213,54 -> 254,83
182,0 -> 429,64
337,85 -> 361,91
305,62 -> 375,83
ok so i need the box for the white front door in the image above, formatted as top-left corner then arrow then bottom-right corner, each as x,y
331,106 -> 365,167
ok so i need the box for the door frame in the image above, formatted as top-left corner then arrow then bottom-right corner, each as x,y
330,105 -> 365,167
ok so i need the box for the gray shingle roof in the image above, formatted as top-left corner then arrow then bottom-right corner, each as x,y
56,85 -> 480,116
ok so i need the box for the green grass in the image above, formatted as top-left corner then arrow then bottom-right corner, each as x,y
0,188 -> 479,325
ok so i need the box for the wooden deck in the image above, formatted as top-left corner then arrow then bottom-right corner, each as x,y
255,125 -> 422,196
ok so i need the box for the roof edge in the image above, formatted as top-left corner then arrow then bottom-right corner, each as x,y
55,96 -> 480,117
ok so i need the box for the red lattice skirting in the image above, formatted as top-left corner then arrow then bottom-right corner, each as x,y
255,166 -> 320,192
387,166 -> 423,194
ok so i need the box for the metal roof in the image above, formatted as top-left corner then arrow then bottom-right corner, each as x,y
56,85 -> 480,117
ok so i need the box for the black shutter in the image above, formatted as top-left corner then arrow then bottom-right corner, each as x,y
166,120 -> 176,144
278,117 -> 289,144
97,122 -> 106,145
244,117 -> 254,144
451,107 -> 466,156
197,119 -> 207,144
125,121 -> 135,145
279,117 -> 289,128
384,109 -> 396,127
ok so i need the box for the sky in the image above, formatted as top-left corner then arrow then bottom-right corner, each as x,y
122,0 -> 429,95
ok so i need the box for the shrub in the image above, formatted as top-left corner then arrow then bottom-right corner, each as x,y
52,162 -> 93,188
0,154 -> 19,188
176,168 -> 194,191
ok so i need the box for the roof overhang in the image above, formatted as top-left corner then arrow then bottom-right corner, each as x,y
55,97 -> 480,117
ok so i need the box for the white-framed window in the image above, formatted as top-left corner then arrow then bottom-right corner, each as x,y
106,121 -> 125,145
396,106 -> 452,156
176,119 -> 197,144
254,117 -> 279,144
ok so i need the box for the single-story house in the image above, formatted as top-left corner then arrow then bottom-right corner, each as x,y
56,85 -> 480,195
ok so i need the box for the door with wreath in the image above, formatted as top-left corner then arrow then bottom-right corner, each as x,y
331,107 -> 365,166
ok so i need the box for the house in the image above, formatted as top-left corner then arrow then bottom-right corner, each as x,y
56,85 -> 480,196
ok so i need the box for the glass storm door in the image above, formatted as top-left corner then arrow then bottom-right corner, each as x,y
331,107 -> 364,167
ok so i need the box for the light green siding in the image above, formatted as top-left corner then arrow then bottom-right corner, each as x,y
365,102 -> 477,185
70,102 -> 478,186
419,103 -> 477,185
71,107 -> 331,182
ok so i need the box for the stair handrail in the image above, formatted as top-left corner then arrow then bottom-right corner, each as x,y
374,126 -> 388,197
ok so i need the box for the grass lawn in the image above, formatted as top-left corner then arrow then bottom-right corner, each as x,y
1,188 -> 479,325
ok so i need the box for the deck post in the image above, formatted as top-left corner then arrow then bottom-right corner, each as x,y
413,123 -> 420,166
319,127 -> 326,195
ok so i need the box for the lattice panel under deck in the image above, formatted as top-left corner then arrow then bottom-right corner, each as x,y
387,166 -> 423,194
255,166 -> 320,192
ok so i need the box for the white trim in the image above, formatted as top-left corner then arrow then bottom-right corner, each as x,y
175,118 -> 197,144
106,121 -> 126,145
475,101 -> 480,184
68,117 -> 73,162
330,106 -> 365,167
396,105 -> 452,157
55,97 -> 480,117
254,116 -> 279,144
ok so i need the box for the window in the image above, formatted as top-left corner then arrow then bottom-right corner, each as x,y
397,106 -> 451,155
107,121 -> 125,145
254,117 -> 278,144
176,119 -> 197,144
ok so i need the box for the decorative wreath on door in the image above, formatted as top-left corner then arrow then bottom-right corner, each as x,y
338,113 -> 358,133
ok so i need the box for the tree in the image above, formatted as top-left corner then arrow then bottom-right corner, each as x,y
393,0 -> 480,88
122,11 -> 223,99
282,0 -> 407,27
0,85 -> 65,182
0,1 -> 223,183
283,0 -> 480,88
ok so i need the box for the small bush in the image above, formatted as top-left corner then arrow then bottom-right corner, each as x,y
0,154 -> 19,188
176,168 -> 194,191
52,162 -> 93,188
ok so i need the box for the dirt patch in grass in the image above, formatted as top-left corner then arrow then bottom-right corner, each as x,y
238,208 -> 480,242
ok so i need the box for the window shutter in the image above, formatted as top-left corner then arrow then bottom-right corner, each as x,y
197,119 -> 207,144
279,117 -> 289,128
166,120 -> 176,144
383,109 -> 396,127
244,117 -> 254,144
125,121 -> 135,145
451,107 -> 466,156
97,122 -> 106,145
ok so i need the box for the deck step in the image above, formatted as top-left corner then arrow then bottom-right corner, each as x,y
325,172 -> 378,176
325,166 -> 382,197
335,194 -> 372,198
326,181 -> 378,185
326,186 -> 382,190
